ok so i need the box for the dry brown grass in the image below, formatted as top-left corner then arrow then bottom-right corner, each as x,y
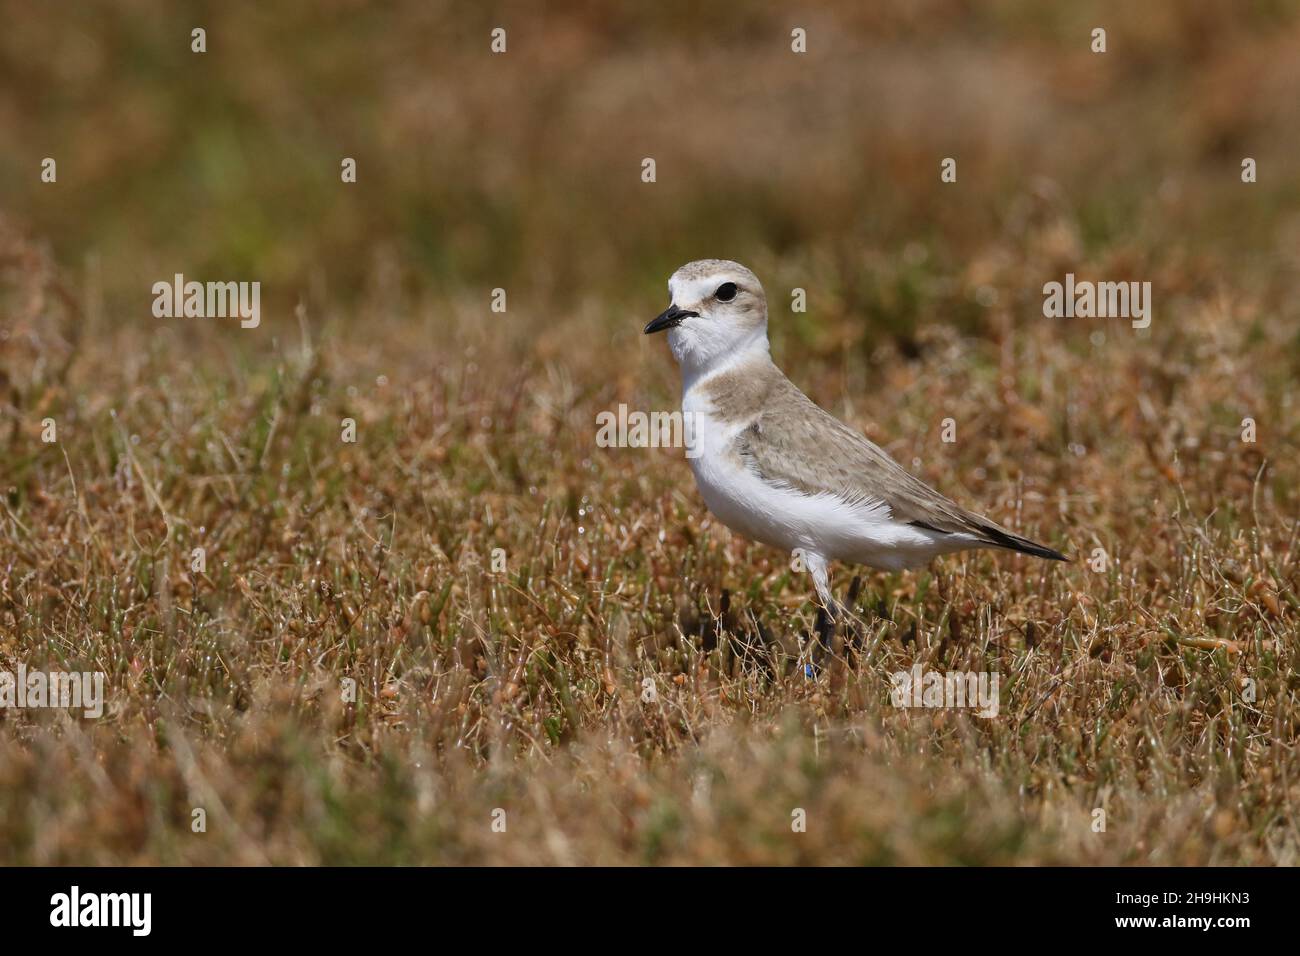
1,208 -> 1297,864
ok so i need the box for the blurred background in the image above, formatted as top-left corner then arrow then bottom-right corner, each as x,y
2,0 -> 1299,348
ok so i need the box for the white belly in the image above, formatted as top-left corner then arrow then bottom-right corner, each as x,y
682,399 -> 975,571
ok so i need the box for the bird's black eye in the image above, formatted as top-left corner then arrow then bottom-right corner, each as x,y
715,282 -> 738,302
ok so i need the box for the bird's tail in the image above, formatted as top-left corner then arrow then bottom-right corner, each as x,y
978,524 -> 1068,562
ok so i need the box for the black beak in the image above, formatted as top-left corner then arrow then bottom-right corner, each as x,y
644,304 -> 698,335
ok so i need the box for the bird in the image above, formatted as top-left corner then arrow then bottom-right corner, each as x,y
644,258 -> 1066,615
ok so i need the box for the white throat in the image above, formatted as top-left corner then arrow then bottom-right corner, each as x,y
672,326 -> 772,394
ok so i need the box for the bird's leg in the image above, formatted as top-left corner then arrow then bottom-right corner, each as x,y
805,553 -> 839,671
805,552 -> 836,616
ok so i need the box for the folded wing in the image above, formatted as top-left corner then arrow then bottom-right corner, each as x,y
732,380 -> 1066,562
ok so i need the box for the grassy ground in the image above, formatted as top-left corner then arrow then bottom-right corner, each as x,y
1,1 -> 1299,864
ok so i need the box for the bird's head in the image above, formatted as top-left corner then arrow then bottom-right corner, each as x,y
645,259 -> 769,377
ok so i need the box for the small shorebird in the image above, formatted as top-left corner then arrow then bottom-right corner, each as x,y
645,259 -> 1066,613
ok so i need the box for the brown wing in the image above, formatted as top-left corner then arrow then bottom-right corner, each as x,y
732,384 -> 1066,561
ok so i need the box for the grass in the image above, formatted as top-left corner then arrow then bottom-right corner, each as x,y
1,1 -> 1298,865
1,211 -> 1296,865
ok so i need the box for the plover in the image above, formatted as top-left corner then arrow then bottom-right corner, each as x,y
645,259 -> 1066,612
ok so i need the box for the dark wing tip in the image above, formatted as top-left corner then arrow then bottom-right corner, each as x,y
909,518 -> 1069,562
979,524 -> 1069,562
